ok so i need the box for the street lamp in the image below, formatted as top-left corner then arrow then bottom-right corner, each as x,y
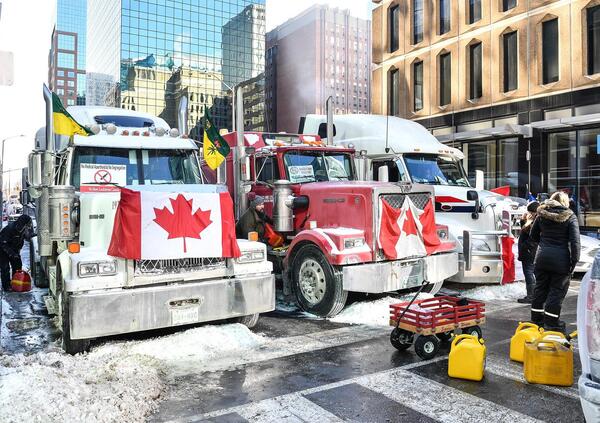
0,134 -> 25,223
203,71 -> 236,131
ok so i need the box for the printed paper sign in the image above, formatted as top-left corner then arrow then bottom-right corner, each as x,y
288,165 -> 315,183
80,163 -> 126,192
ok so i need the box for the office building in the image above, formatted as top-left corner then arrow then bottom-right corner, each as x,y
372,0 -> 600,234
86,0 -> 265,132
49,0 -> 87,105
266,5 -> 371,133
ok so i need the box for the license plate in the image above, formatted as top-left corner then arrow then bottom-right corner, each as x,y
171,306 -> 199,325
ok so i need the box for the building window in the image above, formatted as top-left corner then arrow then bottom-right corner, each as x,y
469,0 -> 481,24
389,5 -> 399,52
469,43 -> 482,100
439,52 -> 451,106
503,31 -> 518,92
502,0 -> 516,12
414,61 -> 423,111
439,0 -> 450,35
587,5 -> 600,75
542,18 -> 559,84
389,68 -> 400,116
413,0 -> 424,44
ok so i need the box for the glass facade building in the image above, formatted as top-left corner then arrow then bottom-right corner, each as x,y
87,0 -> 266,132
49,0 -> 87,105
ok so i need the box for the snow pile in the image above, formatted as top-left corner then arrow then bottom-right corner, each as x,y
330,293 -> 434,326
462,281 -> 527,302
0,324 -> 267,423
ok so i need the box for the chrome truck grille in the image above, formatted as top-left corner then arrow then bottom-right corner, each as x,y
380,193 -> 431,211
135,257 -> 226,275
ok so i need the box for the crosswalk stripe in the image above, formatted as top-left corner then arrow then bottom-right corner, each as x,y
485,358 -> 580,399
237,394 -> 344,423
358,368 -> 544,423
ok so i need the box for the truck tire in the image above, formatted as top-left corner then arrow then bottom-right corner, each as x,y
60,291 -> 90,355
30,242 -> 48,289
235,313 -> 260,328
291,244 -> 348,318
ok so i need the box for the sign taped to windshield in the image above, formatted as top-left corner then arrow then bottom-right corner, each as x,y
288,165 -> 314,183
80,163 -> 126,192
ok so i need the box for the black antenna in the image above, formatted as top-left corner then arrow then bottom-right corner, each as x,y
385,115 -> 390,153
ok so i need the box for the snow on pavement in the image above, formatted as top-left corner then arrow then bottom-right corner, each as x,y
330,293 -> 434,326
462,281 -> 527,302
0,323 -> 267,423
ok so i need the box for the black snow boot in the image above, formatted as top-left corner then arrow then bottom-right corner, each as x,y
531,309 -> 544,326
544,315 -> 566,334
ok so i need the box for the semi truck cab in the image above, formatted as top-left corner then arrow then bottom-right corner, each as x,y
28,93 -> 274,354
215,131 -> 459,317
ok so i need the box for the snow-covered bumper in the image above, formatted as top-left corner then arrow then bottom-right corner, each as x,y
342,252 -> 458,293
579,374 -> 600,422
67,273 -> 275,340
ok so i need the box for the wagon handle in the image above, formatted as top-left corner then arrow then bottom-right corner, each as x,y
394,279 -> 430,330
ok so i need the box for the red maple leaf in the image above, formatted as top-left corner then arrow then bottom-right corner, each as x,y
401,206 -> 419,237
153,194 -> 213,253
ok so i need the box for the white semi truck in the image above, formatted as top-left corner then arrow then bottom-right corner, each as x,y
302,114 -> 525,284
28,86 -> 274,354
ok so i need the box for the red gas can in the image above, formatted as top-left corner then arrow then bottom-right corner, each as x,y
11,270 -> 32,292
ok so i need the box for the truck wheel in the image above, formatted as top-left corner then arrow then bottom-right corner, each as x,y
235,313 -> 260,329
462,325 -> 482,339
390,328 -> 414,351
291,244 -> 348,317
414,335 -> 440,360
60,291 -> 90,355
30,243 -> 48,289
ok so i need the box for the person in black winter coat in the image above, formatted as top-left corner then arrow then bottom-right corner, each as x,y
0,214 -> 34,291
517,201 -> 539,304
530,192 -> 580,333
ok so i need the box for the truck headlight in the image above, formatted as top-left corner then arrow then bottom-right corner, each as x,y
344,238 -> 365,249
78,260 -> 117,277
236,250 -> 265,264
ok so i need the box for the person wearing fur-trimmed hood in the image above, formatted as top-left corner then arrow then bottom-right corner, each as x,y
529,191 -> 580,333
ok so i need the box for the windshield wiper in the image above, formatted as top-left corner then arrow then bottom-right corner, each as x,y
81,181 -> 120,186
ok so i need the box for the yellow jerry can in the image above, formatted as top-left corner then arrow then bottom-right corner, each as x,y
448,334 -> 486,382
510,322 -> 543,363
523,333 -> 573,387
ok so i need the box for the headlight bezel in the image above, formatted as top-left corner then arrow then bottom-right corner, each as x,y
344,237 -> 365,249
236,249 -> 266,264
77,260 -> 117,278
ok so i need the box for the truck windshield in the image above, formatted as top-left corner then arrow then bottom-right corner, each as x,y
404,154 -> 469,187
71,147 -> 202,188
283,151 -> 354,183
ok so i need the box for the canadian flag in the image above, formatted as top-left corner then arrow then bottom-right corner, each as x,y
108,187 -> 240,260
378,197 -> 442,260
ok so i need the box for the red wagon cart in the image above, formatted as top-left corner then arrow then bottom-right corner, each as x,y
389,296 -> 486,360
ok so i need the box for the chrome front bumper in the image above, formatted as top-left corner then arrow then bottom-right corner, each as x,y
341,252 -> 458,293
68,273 -> 275,340
447,254 -> 503,284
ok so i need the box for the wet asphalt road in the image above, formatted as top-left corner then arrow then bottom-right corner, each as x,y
0,262 -> 585,422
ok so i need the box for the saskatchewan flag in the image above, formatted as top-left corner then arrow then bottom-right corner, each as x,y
52,92 -> 93,136
203,109 -> 231,170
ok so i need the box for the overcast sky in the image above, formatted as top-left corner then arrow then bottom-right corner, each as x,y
0,0 -> 371,191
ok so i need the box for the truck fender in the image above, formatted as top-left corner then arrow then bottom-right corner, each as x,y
56,250 -> 72,287
284,230 -> 336,271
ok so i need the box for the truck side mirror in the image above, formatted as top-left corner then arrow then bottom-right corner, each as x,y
378,166 -> 389,183
466,190 -> 479,201
475,170 -> 484,191
317,122 -> 336,140
28,152 -> 42,187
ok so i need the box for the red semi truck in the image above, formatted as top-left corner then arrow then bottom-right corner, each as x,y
204,130 -> 459,317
